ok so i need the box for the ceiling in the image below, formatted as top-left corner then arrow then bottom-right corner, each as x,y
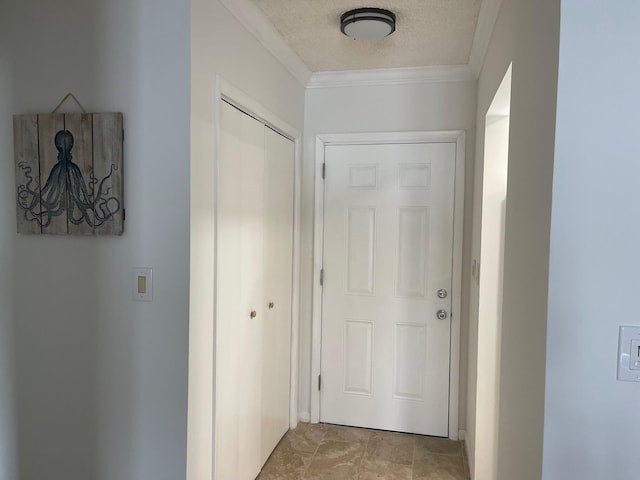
251,0 -> 484,72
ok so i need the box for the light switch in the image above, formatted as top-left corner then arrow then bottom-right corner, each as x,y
133,267 -> 153,301
617,326 -> 640,382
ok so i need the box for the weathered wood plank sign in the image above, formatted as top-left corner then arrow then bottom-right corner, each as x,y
13,113 -> 124,235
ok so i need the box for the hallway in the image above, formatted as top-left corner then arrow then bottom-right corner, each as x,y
257,423 -> 469,480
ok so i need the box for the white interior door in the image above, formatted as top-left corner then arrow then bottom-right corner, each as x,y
261,126 -> 294,464
216,101 -> 295,480
320,142 -> 456,436
216,101 -> 265,480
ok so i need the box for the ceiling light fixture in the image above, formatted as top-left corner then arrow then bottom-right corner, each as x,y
340,8 -> 396,40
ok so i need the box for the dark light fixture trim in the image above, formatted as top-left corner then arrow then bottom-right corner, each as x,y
340,8 -> 396,40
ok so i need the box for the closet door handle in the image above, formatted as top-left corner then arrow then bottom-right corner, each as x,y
268,302 -> 275,309
250,310 -> 257,319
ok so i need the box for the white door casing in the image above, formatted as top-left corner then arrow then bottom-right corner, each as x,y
215,78 -> 303,434
311,131 -> 465,440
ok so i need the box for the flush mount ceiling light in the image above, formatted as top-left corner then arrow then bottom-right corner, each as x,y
340,8 -> 396,40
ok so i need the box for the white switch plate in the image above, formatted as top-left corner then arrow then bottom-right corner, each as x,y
617,326 -> 640,382
630,339 -> 640,370
133,267 -> 153,302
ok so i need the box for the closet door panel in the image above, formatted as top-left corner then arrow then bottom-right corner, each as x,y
217,101 -> 265,480
261,127 -> 295,465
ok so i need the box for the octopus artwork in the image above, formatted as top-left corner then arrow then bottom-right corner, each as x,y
13,112 -> 124,235
16,129 -> 120,229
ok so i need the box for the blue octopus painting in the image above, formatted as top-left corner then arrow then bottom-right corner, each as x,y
16,129 -> 120,229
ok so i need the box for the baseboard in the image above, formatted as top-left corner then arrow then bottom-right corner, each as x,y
298,411 -> 310,423
458,429 -> 466,441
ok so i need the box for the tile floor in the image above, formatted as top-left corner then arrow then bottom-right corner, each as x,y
257,423 -> 470,480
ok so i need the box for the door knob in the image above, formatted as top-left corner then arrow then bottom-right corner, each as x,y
268,301 -> 274,309
250,310 -> 257,319
436,309 -> 448,320
437,289 -> 448,299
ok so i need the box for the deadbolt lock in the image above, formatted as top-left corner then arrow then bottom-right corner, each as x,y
437,289 -> 448,299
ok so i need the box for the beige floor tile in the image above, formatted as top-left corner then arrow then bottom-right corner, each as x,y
304,440 -> 365,480
412,453 -> 466,480
365,431 -> 414,465
358,458 -> 413,480
259,424 -> 469,480
414,436 -> 462,456
283,423 -> 328,454
257,447 -> 313,480
323,425 -> 374,444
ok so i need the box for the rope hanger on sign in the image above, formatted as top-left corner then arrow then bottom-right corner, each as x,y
51,92 -> 88,114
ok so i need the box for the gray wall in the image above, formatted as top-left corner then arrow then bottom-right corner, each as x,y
543,1 -> 640,478
0,0 -> 190,478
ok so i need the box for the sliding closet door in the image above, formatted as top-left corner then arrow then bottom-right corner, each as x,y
216,101 -> 265,480
261,127 -> 295,464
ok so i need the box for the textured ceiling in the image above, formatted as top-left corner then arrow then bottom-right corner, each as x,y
252,0 -> 483,72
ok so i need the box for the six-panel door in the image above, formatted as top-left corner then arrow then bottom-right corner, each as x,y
320,142 -> 456,436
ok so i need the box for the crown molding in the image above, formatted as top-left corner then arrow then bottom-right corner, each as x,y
308,64 -> 475,89
468,0 -> 504,77
219,0 -> 312,87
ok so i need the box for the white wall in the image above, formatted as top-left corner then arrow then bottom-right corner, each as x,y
301,80 -> 477,426
543,1 -> 640,478
188,2 -> 306,479
466,1 -> 560,478
0,0 -> 191,479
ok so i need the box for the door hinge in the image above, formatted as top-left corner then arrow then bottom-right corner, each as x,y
322,163 -> 326,180
318,374 -> 321,391
320,269 -> 324,286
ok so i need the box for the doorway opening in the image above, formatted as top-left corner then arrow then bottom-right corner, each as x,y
474,63 -> 512,479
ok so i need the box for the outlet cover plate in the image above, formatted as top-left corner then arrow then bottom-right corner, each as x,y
617,325 -> 640,382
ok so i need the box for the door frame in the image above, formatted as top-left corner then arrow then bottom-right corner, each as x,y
310,131 -> 465,440
214,75 -> 303,432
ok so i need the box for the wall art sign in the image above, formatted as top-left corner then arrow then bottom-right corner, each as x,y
13,113 -> 124,235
